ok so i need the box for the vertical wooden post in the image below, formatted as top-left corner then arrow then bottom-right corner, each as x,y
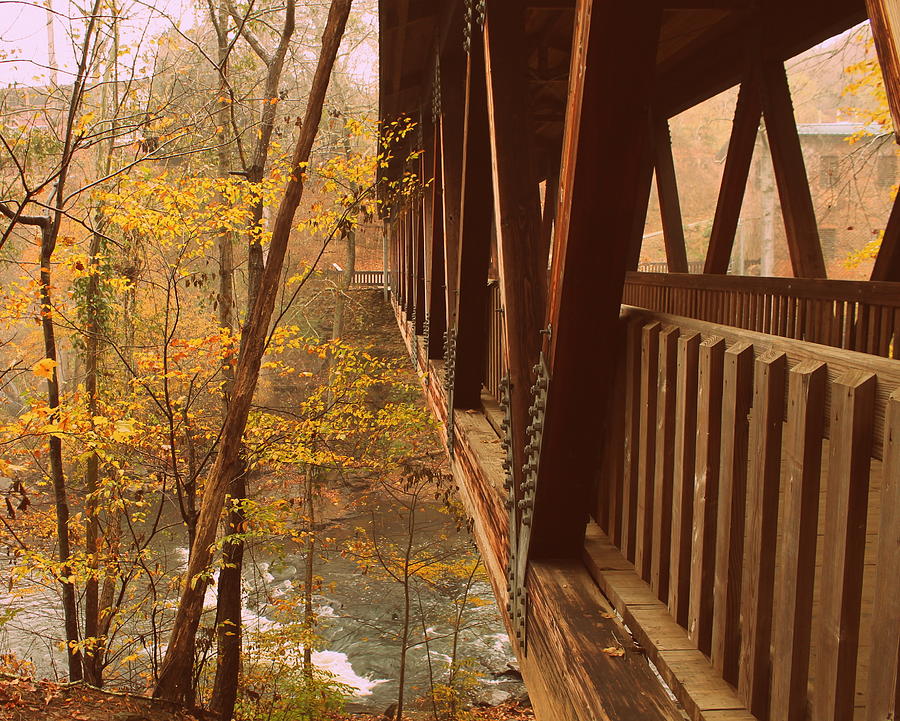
636,322 -> 661,581
483,0 -> 549,499
689,336 -> 724,655
770,360 -> 825,721
440,40 -> 466,329
414,204 -> 426,335
452,27 -> 493,409
529,0 -> 663,558
654,118 -> 689,273
704,78 -> 762,275
712,341 -> 753,684
651,325 -> 679,600
669,331 -> 699,627
428,120 -> 447,358
422,110 -> 435,332
621,321 -> 643,562
740,351 -> 786,719
815,371 -> 875,721
866,391 -> 900,721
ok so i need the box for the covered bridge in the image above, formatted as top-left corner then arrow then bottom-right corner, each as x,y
377,0 -> 900,719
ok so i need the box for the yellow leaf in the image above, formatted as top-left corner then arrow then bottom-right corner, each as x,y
112,419 -> 137,441
32,358 -> 57,379
601,646 -> 625,657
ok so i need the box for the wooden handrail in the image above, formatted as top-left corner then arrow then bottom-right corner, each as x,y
350,270 -> 385,286
623,272 -> 900,358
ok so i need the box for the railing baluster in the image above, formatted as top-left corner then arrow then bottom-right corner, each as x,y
651,325 -> 679,601
636,322 -> 662,581
771,360 -> 826,721
669,331 -> 700,628
688,335 -> 725,656
866,390 -> 900,721
815,371 -> 876,721
739,351 -> 787,719
712,340 -> 753,685
621,320 -> 644,562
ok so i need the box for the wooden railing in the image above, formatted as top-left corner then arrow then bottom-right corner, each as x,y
623,272 -> 900,359
351,269 -> 385,286
636,260 -> 705,273
484,280 -> 505,401
592,306 -> 900,721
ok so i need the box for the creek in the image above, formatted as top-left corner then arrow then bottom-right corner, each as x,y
0,486 -> 519,713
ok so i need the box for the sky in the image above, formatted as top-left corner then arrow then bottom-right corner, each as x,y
0,0 -> 378,89
0,0 -> 193,87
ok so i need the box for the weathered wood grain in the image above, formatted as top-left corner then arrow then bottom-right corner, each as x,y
712,341 -> 752,684
669,331 -> 700,627
689,335 -> 725,655
770,360 -> 826,721
739,350 -> 786,718
815,371 -> 876,721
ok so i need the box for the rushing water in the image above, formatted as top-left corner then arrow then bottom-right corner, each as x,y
0,488 -> 518,712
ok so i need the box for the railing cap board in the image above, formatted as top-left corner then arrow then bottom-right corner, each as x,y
621,306 -> 900,461
625,271 -> 900,306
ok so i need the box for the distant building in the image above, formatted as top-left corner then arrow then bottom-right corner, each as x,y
737,121 -> 896,278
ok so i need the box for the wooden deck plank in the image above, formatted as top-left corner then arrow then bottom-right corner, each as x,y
585,526 -> 754,721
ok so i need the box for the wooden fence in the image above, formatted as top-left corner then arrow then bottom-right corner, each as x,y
636,261 -> 705,273
351,270 -> 385,286
592,306 -> 900,721
623,272 -> 900,358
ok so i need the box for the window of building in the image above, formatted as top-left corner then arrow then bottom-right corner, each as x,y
877,154 -> 896,188
819,227 -> 838,255
820,155 -> 838,187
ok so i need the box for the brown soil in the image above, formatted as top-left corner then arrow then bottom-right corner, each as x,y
0,676 -> 208,721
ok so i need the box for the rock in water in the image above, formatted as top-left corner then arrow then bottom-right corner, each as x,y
474,687 -> 512,707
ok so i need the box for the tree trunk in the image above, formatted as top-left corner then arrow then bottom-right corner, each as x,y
302,467 -> 315,678
82,226 -> 103,686
153,1 -> 351,703
209,4 -> 243,711
40,224 -> 83,682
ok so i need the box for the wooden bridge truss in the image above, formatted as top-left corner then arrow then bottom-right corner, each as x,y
377,1 -> 900,719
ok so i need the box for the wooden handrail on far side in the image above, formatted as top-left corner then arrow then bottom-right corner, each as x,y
622,271 -> 900,358
350,269 -> 386,286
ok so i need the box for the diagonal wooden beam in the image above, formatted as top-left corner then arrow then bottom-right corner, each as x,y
758,59 -> 826,278
628,112 -> 656,271
483,0 -> 549,510
653,117 -> 689,273
453,30 -> 494,409
866,0 -> 900,143
872,190 -> 900,282
704,77 -> 762,274
530,0 -> 664,558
